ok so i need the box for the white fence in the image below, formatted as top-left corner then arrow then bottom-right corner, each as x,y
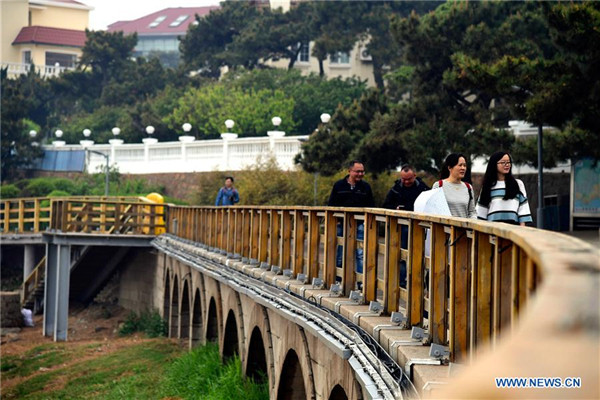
48,132 -> 309,174
2,62 -> 73,78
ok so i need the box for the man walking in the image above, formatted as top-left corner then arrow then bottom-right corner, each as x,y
327,160 -> 374,278
215,176 -> 240,206
382,165 -> 430,288
383,165 -> 430,211
328,160 -> 374,208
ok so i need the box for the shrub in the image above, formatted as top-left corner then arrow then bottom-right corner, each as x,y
118,310 -> 167,338
47,190 -> 71,197
0,184 -> 20,199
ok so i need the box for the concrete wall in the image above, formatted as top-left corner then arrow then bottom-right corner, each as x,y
117,249 -> 163,314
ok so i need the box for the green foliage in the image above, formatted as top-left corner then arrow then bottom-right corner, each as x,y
0,184 -> 20,199
296,88 -> 388,175
47,190 -> 71,197
223,68 -> 366,135
167,84 -> 297,137
118,310 -> 167,338
160,342 -> 268,400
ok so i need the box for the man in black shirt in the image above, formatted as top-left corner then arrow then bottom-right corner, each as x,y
382,164 -> 430,288
382,164 -> 430,211
328,160 -> 375,207
327,160 -> 374,278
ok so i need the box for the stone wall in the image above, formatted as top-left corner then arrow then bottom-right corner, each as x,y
1,291 -> 22,328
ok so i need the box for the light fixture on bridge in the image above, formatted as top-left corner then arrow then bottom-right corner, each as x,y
225,119 -> 235,130
179,122 -> 195,142
80,128 -> 94,147
53,129 -> 65,147
271,116 -> 282,127
144,125 -> 158,145
109,126 -> 123,146
320,113 -> 331,124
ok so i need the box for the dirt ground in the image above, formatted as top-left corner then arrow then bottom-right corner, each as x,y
0,303 -> 162,392
1,303 -> 133,356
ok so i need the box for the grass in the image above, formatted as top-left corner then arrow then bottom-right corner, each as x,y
1,340 -> 269,400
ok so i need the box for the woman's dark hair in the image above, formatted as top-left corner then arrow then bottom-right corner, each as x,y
225,176 -> 234,182
440,153 -> 467,179
478,151 -> 520,206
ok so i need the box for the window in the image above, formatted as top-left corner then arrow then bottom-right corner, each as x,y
148,15 -> 167,28
297,41 -> 309,63
22,50 -> 32,64
45,52 -> 76,68
329,51 -> 350,64
169,15 -> 189,27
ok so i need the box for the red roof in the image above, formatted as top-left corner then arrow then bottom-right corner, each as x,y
107,6 -> 219,36
12,26 -> 86,47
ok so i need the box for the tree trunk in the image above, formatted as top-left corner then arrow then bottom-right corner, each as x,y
372,56 -> 384,90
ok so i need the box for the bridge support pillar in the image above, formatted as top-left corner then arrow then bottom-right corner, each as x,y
23,244 -> 36,280
43,243 -> 71,341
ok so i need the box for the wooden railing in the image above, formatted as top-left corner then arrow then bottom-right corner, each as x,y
50,199 -> 166,234
22,256 -> 46,309
166,205 -> 599,367
1,196 -> 165,235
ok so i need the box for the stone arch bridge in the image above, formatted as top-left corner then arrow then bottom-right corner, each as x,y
1,197 -> 598,399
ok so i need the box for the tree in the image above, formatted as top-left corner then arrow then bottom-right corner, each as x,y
180,2 -> 260,77
222,68 -> 366,134
78,29 -> 138,86
352,1 -> 551,174
295,89 -> 388,175
1,69 -> 45,181
165,83 -> 297,138
448,2 -> 600,165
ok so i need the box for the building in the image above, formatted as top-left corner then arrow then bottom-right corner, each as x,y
107,6 -> 219,68
1,0 -> 92,78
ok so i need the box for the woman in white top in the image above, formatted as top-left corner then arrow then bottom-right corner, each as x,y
431,153 -> 477,218
476,151 -> 533,226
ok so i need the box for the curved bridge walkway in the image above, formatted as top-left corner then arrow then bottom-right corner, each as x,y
1,197 -> 598,399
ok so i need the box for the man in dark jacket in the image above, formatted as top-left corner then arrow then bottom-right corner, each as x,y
382,165 -> 430,211
328,160 -> 375,207
327,160 -> 374,278
382,165 -> 430,288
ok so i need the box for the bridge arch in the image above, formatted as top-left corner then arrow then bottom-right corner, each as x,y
206,297 -> 219,343
180,278 -> 191,340
220,287 -> 245,363
222,310 -> 239,362
244,305 -> 275,390
170,275 -> 179,338
191,287 -> 203,348
329,384 -> 348,400
202,277 -> 222,343
277,349 -> 307,400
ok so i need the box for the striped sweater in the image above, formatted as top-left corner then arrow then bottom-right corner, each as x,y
476,180 -> 533,224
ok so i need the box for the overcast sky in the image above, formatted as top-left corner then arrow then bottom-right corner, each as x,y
85,0 -> 220,30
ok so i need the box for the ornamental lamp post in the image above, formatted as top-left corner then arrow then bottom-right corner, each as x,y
53,129 -> 65,147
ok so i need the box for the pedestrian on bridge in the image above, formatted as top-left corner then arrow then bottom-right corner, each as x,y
327,160 -> 374,278
383,164 -> 430,288
432,153 -> 477,219
476,151 -> 533,226
215,176 -> 240,206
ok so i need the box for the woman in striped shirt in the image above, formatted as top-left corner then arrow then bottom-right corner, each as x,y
476,151 -> 533,226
